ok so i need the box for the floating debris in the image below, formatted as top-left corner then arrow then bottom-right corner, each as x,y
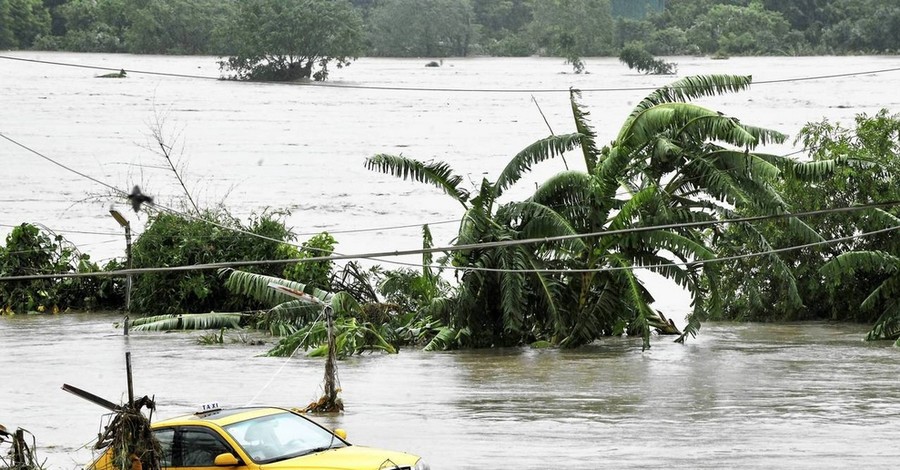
0,425 -> 44,470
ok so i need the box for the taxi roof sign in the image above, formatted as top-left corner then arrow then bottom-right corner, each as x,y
195,402 -> 221,414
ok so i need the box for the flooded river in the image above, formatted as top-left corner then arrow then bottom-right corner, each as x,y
2,53 -> 899,271
2,314 -> 900,469
3,53 -> 900,468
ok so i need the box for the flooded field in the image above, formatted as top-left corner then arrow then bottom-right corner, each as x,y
2,314 -> 900,469
3,53 -> 900,468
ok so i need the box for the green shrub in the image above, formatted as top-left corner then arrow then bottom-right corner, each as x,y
0,223 -> 113,313
129,209 -> 296,315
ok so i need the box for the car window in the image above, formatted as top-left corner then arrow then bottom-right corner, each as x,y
175,428 -> 232,467
224,411 -> 345,464
152,428 -> 176,467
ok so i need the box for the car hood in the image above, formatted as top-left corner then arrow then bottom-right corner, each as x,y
259,445 -> 418,470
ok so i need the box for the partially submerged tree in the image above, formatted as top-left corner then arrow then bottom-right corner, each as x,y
218,0 -> 363,81
619,42 -> 676,74
367,74 -> 845,350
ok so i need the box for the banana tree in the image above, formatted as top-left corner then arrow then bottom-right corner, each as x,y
366,134 -> 584,347
821,251 -> 900,345
219,268 -> 395,357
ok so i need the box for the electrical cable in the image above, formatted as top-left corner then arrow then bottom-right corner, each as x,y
0,128 -> 813,245
1,200 -> 898,281
244,308 -> 326,407
0,131 -> 453,265
0,132 -> 124,195
1,54 -> 898,94
0,223 -> 127,236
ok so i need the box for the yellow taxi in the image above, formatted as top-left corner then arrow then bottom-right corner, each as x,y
89,406 -> 428,470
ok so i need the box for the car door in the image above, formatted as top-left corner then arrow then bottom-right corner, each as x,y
154,426 -> 247,470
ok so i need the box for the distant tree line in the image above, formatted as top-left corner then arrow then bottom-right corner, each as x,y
1,0 -> 898,58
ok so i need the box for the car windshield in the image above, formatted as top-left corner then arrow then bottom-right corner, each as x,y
223,411 -> 345,463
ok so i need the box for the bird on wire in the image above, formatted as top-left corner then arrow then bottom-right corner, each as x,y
127,185 -> 154,212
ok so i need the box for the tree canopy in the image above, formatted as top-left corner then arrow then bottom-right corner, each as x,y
367,0 -> 475,57
6,0 -> 898,58
218,0 -> 363,81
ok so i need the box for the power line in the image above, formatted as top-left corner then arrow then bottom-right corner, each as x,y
0,132 -> 124,195
463,224 -> 900,274
1,200 -> 898,282
1,54 -> 898,94
295,219 -> 458,236
0,223 -> 126,237
0,131 -> 453,264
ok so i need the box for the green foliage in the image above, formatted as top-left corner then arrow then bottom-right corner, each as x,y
368,0 -> 475,57
6,0 -> 900,56
716,110 -> 900,324
218,0 -> 363,81
618,42 -> 676,74
0,223 -> 116,313
0,0 -> 51,48
131,312 -> 243,331
280,233 -> 336,292
217,268 -> 411,357
49,0 -> 129,52
364,74 -> 817,350
129,209 -> 295,315
821,252 -> 900,343
125,0 -> 234,54
529,0 -> 615,58
267,317 -> 397,358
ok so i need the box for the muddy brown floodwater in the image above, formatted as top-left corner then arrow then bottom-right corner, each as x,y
3,53 -> 900,468
2,313 -> 900,469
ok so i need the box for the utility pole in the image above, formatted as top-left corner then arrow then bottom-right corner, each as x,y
110,209 -> 133,317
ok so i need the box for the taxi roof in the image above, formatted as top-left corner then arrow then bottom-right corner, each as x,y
153,407 -> 288,427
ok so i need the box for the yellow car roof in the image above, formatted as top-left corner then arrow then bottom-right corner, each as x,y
153,407 -> 287,428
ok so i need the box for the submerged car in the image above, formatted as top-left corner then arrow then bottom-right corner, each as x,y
89,406 -> 428,470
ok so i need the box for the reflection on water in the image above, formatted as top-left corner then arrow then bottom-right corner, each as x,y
2,313 -> 900,469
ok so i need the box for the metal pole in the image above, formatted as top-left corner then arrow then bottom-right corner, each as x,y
125,224 -> 132,312
126,352 -> 135,409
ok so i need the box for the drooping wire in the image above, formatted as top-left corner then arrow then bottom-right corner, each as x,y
0,131 -> 452,265
1,200 -> 898,281
0,132 -> 124,195
244,308 -> 327,407
1,54 -> 898,94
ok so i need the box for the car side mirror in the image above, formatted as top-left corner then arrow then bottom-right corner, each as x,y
333,429 -> 347,440
214,453 -> 240,467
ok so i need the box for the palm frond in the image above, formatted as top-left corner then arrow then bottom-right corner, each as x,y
631,74 -> 753,115
499,201 -> 586,255
820,251 -> 900,279
220,268 -> 332,306
706,150 -> 781,181
737,224 -> 803,308
532,171 -> 595,226
423,326 -> 469,351
365,154 -> 470,205
499,252 -> 528,335
494,133 -> 583,196
610,254 -> 655,350
860,276 -> 900,312
131,312 -> 243,332
258,300 -> 320,335
330,291 -> 364,318
865,299 -> 900,341
609,185 -> 658,230
569,89 -> 600,172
